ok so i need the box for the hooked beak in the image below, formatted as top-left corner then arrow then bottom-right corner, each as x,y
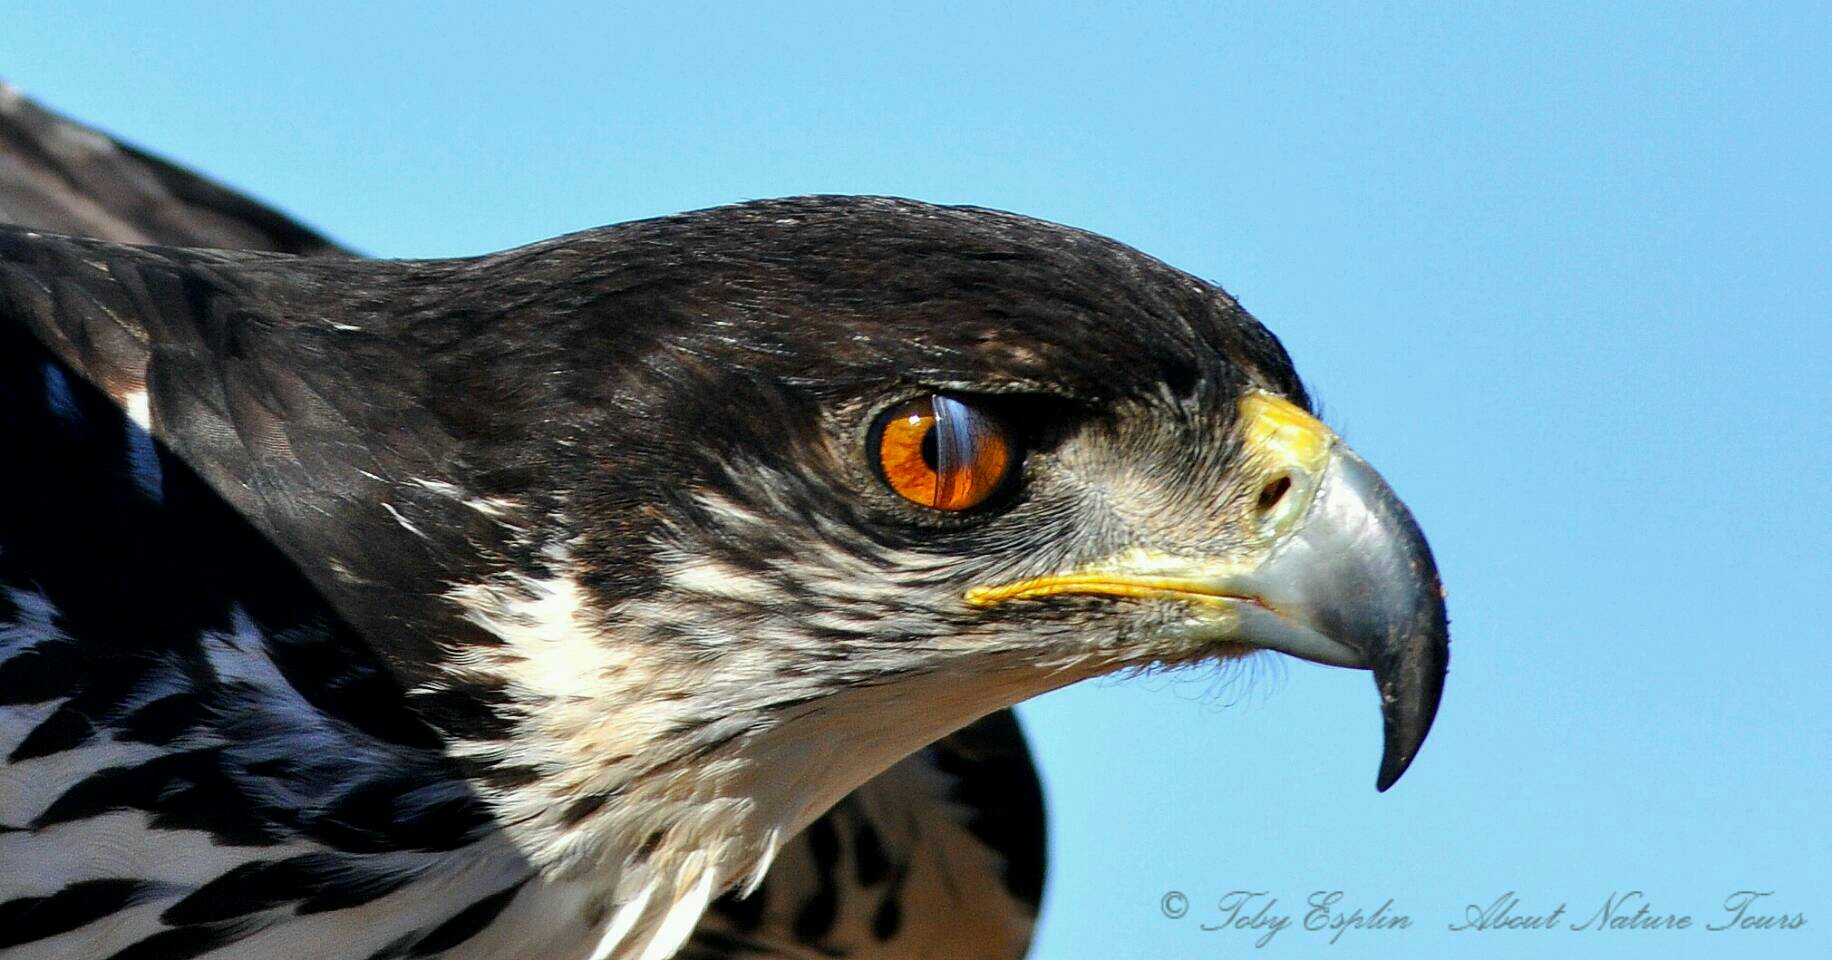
966,393 -> 1449,791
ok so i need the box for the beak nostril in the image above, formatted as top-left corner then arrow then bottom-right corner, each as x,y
1257,475 -> 1293,514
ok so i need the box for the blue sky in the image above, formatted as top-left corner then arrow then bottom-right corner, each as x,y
5,4 -> 1827,957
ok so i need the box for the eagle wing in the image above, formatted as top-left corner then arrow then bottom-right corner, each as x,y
0,83 -> 1046,960
0,82 -> 341,256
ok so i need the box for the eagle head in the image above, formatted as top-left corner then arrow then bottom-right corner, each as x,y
6,195 -> 1447,960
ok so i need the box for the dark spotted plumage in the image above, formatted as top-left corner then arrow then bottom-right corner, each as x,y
689,710 -> 1046,959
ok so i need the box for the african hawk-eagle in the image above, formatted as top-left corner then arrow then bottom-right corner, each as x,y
0,87 -> 1447,960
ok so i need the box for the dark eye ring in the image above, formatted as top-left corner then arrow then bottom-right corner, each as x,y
870,394 -> 1019,511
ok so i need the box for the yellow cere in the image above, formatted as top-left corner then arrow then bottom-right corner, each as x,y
1237,391 -> 1334,474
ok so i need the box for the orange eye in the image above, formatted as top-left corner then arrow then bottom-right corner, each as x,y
872,394 -> 1016,511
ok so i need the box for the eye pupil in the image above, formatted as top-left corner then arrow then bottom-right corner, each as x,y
872,394 -> 1018,512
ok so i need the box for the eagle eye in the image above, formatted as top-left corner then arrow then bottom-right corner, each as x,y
871,394 -> 1017,511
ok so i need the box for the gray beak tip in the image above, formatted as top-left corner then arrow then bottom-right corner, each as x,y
1372,575 -> 1450,792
